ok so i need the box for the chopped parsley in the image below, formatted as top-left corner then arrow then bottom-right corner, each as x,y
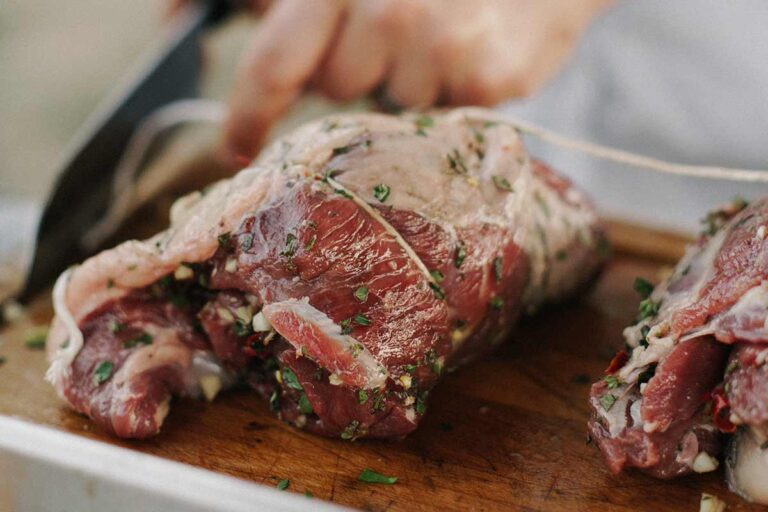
0,356 -> 6,366
425,349 -> 442,376
429,282 -> 446,300
332,145 -> 353,156
358,468 -> 398,485
276,479 -> 290,491
490,296 -> 504,310
281,368 -> 303,390
298,393 -> 313,414
354,286 -> 369,302
217,232 -> 231,249
357,389 -> 368,404
304,234 -> 317,252
281,233 -> 298,258
454,241 -> 467,268
334,188 -> 353,199
340,318 -> 353,335
123,332 -> 152,349
492,175 -> 513,192
108,320 -> 124,334
372,183 -> 391,202
603,375 -> 622,390
415,391 -> 429,415
430,270 -> 445,283
232,320 -> 253,337
637,298 -> 661,321
633,277 -> 654,299
371,390 -> 386,411
403,364 -> 417,373
415,115 -> 433,136
639,324 -> 651,348
24,331 -> 47,350
599,394 -> 617,411
353,314 -> 371,326
493,256 -> 503,283
446,149 -> 468,174
269,390 -> 280,411
93,361 -> 114,386
106,278 -> 115,289
240,234 -> 254,251
340,420 -> 361,440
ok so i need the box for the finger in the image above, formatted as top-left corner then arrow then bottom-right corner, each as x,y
223,0 -> 344,164
384,3 -> 440,107
315,0 -> 407,101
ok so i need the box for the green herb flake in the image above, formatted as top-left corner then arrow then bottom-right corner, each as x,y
599,394 -> 617,411
353,314 -> 371,326
414,115 -> 434,136
372,183 -> 391,202
269,390 -> 280,411
0,356 -> 6,366
492,256 -> 503,283
371,390 -> 386,412
217,232 -> 231,249
603,375 -> 622,390
403,364 -> 417,373
108,320 -> 124,334
123,332 -> 152,349
415,391 -> 429,415
340,318 -> 353,335
340,420 -> 360,440
454,241 -> 467,268
281,233 -> 298,258
637,298 -> 661,321
358,468 -> 398,485
490,296 -> 504,310
93,361 -> 114,386
534,191 -> 551,218
276,479 -> 290,491
232,320 -> 253,337
304,234 -> 317,252
555,250 -> 568,261
492,175 -> 513,192
298,393 -> 313,414
106,278 -> 115,289
354,286 -> 369,302
429,282 -> 446,300
282,368 -> 303,390
430,270 -> 445,283
639,324 -> 651,348
425,349 -> 442,376
332,145 -> 353,156
240,234 -> 254,252
24,331 -> 47,350
357,389 -> 368,404
633,277 -> 654,299
334,188 -> 353,199
446,149 -> 468,175
304,490 -> 313,498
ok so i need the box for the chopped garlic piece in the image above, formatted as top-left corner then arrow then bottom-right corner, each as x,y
235,306 -> 253,324
399,374 -> 412,390
252,311 -> 272,332
699,493 -> 727,512
757,225 -> 767,241
404,396 -> 415,406
692,451 -> 719,473
329,373 -> 343,386
2,300 -> 25,323
174,265 -> 194,280
275,370 -> 283,384
225,258 -> 238,273
216,307 -> 234,323
199,375 -> 222,402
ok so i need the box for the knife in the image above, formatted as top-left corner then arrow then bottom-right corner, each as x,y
19,0 -> 234,301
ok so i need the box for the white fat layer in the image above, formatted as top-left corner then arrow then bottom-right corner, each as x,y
727,427 -> 768,504
708,281 -> 768,341
45,268 -> 83,393
263,297 -> 387,389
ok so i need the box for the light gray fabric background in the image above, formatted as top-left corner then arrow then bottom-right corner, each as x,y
500,0 -> 768,233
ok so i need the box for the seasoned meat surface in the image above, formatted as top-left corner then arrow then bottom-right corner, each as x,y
46,108 -> 604,440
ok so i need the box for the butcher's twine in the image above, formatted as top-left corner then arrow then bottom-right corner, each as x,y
83,100 -> 768,250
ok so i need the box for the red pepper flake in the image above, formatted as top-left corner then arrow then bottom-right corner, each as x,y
711,387 -> 737,434
604,351 -> 629,374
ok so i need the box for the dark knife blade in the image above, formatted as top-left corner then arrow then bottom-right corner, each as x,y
21,1 -> 232,300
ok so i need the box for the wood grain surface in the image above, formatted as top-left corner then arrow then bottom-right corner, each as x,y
0,254 -> 761,511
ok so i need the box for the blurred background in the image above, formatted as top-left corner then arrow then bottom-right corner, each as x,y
2,0 -> 768,297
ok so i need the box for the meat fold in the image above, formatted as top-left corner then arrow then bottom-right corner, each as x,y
46,108 -> 605,440
589,197 -> 768,503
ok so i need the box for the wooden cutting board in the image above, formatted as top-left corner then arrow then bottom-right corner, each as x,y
0,233 -> 762,511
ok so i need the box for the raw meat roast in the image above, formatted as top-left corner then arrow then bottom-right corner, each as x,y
589,198 -> 768,503
46,108 -> 605,441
